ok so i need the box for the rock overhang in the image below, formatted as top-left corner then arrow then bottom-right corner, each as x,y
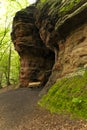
11,0 -> 87,88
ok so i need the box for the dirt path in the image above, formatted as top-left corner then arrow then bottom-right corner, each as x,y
0,87 -> 87,130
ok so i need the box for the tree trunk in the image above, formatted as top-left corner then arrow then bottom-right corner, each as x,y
0,73 -> 3,88
7,45 -> 11,86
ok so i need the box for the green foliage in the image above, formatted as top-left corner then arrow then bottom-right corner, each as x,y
37,0 -> 81,14
40,0 -> 47,3
0,0 -> 29,87
59,0 -> 81,13
39,69 -> 87,119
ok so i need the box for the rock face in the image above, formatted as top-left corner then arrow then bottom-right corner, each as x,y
11,5 -> 55,87
11,0 -> 87,89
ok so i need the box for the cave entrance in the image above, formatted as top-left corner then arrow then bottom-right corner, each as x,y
18,43 -> 55,88
41,49 -> 55,87
24,46 -> 55,88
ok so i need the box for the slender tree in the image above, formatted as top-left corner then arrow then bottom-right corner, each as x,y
0,0 -> 29,87
7,43 -> 11,86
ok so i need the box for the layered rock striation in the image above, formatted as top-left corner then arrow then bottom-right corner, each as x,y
11,0 -> 87,89
11,5 -> 55,87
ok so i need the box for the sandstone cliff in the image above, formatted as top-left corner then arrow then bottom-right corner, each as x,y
11,0 -> 87,91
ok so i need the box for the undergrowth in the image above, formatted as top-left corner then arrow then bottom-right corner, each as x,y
38,69 -> 87,119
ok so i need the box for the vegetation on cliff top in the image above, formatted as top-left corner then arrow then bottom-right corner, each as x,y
39,68 -> 87,119
37,0 -> 82,14
37,0 -> 86,31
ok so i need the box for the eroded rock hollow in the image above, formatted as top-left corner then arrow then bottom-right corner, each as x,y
11,5 -> 55,87
11,0 -> 87,89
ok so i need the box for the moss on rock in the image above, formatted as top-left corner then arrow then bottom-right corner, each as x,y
59,0 -> 81,13
39,68 -> 87,119
36,0 -> 87,31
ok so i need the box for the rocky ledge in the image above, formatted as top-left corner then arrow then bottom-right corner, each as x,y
11,0 -> 87,92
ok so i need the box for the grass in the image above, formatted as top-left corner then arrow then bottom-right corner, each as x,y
38,68 -> 87,119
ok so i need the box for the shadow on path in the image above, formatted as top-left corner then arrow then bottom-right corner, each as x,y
0,88 -> 41,130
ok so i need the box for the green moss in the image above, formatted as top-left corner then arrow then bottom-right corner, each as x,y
39,69 -> 87,119
59,0 -> 81,13
37,0 -> 81,14
40,0 -> 47,3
